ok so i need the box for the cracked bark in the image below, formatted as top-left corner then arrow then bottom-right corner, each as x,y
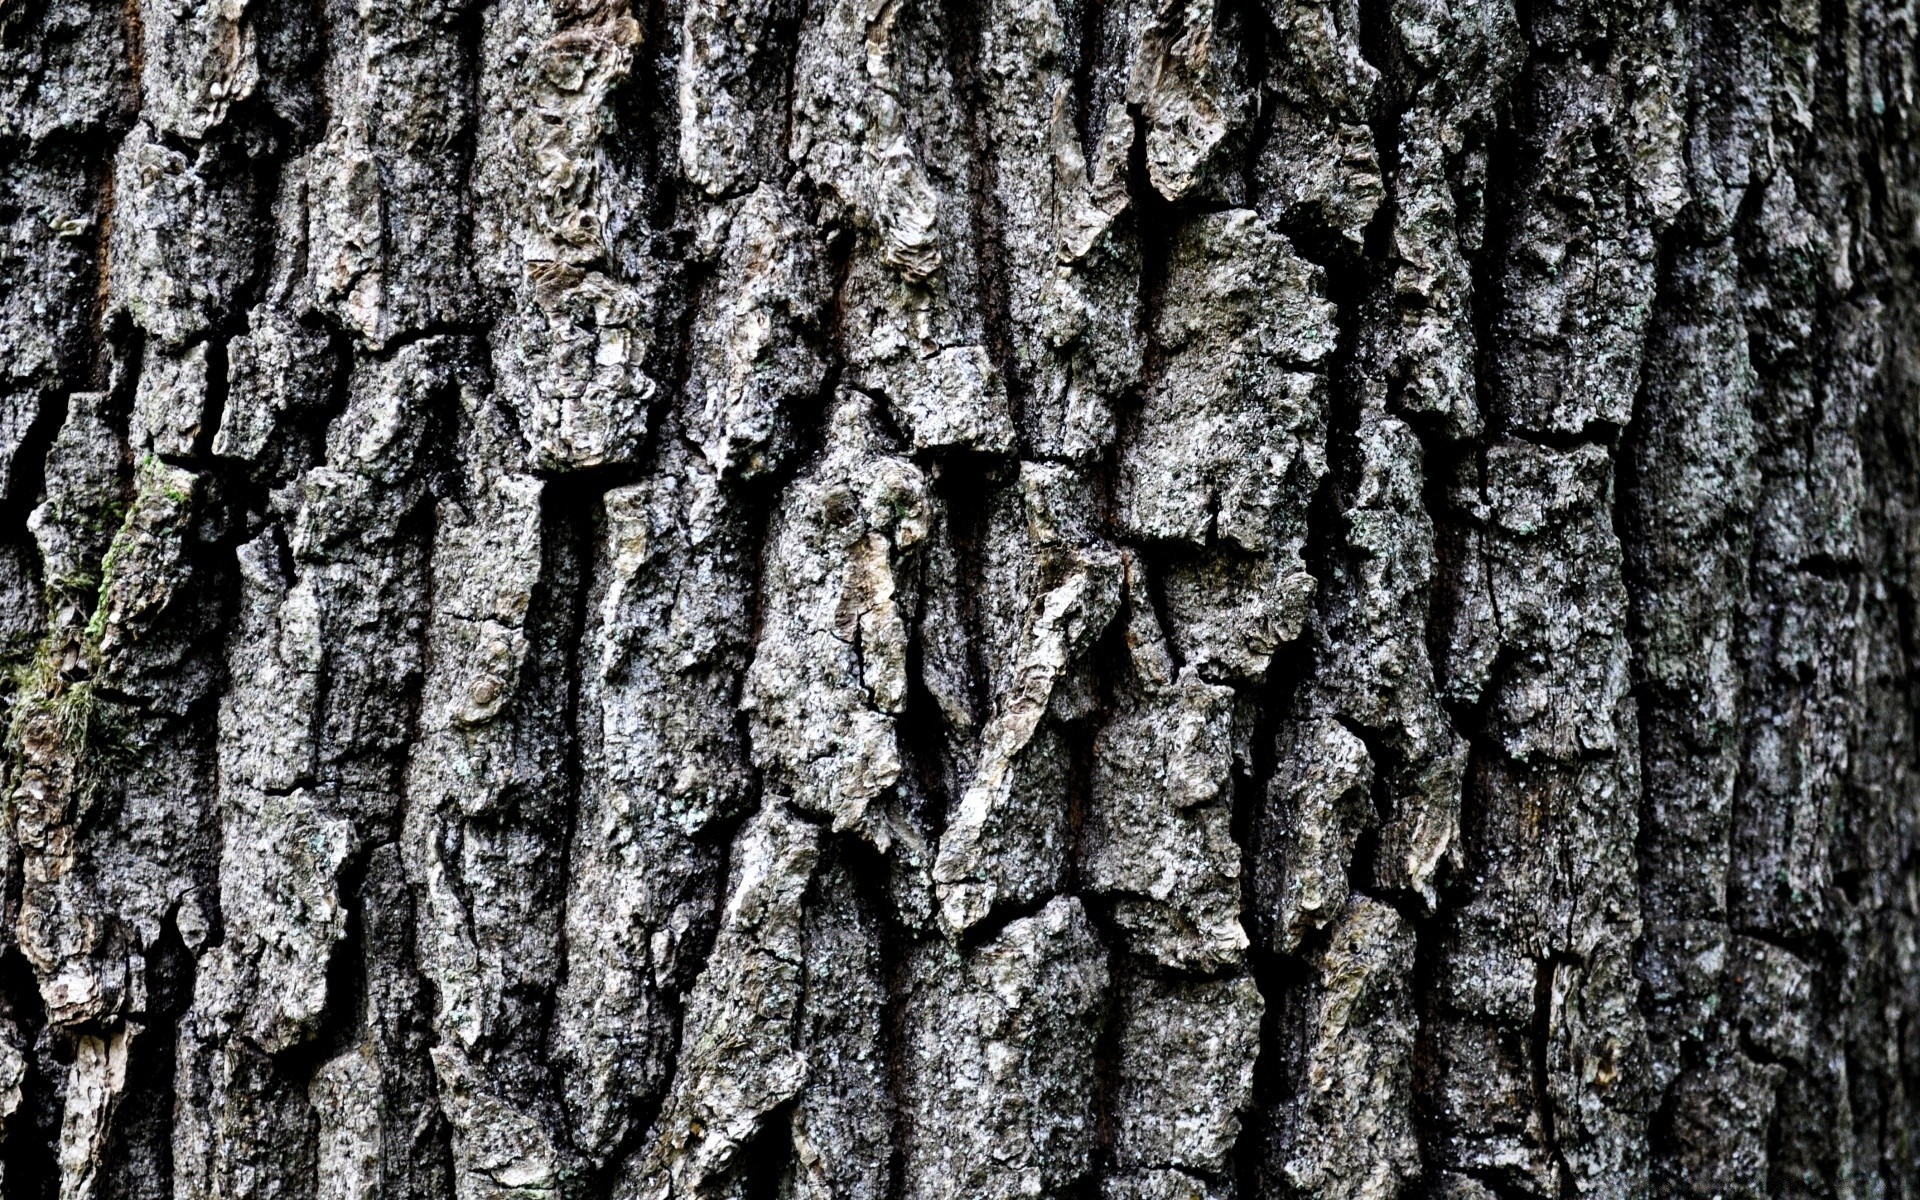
2,0 -> 1919,1197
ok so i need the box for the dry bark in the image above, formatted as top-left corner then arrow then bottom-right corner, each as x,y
1,0 -> 1918,1197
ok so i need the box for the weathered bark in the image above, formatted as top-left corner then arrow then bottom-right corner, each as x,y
1,0 -> 1917,1197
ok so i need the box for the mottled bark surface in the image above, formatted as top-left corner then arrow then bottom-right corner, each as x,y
1,0 -> 1918,1197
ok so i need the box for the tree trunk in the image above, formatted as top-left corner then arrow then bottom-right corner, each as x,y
1,0 -> 1917,1197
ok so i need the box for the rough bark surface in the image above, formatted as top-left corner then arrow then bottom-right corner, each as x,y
1,0 -> 1918,1198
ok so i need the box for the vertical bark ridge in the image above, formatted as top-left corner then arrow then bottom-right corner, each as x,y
0,4 -> 140,1187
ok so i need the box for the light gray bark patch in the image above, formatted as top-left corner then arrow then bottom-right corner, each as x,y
620,801 -> 821,1200
1100,1168 -> 1228,1200
12,451 -> 207,1036
684,186 -> 832,484
784,858 -> 892,1200
492,263 -> 660,471
179,338 -> 457,1197
552,434 -> 759,1164
1624,235 -> 1765,1161
1371,0 -> 1523,438
1428,431 -> 1651,1194
311,1042 -> 388,1200
1084,665 -> 1247,971
0,392 -> 40,515
745,390 -> 933,847
306,0 -> 483,345
1256,716 -> 1374,956
218,305 -> 335,464
432,1046 -> 565,1200
1270,898 -> 1420,1200
1254,0 -> 1382,248
1124,0 -> 1250,203
27,391 -> 122,616
404,472 -> 580,1196
479,1 -> 663,470
311,843 -> 450,1200
1315,417 -> 1464,905
1110,973 -> 1262,1176
1120,209 -> 1333,553
1480,442 -> 1633,762
1483,45 -> 1686,438
790,0 -> 944,284
1155,552 -> 1321,685
679,0 -> 801,197
932,463 -> 1121,937
110,121 -> 257,350
138,0 -> 259,141
8,436 -> 228,1200
900,896 -> 1108,1200
53,960 -> 134,1200
792,2 -> 1015,453
131,342 -> 211,458
172,1009 -> 319,1200
0,2 -> 131,145
1120,208 -> 1332,684
974,0 -> 1142,458
1,162 -> 106,398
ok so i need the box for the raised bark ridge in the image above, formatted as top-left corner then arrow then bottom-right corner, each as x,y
0,0 -> 1917,1198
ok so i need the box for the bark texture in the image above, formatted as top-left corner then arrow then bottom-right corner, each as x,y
1,0 -> 1918,1197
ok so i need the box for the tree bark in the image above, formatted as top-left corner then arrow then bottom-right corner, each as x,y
1,0 -> 1917,1197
